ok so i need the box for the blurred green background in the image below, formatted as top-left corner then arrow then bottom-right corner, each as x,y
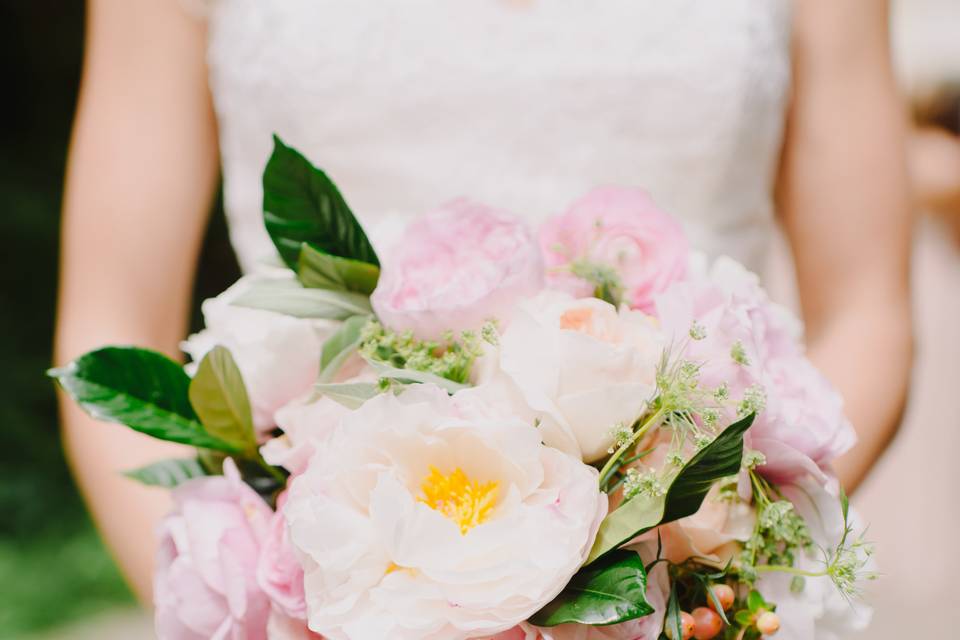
0,3 -> 238,637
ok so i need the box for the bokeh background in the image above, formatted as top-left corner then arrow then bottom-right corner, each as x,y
1,1 -> 957,638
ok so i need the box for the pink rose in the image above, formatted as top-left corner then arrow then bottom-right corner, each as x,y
540,187 -> 688,312
371,199 -> 544,340
257,493 -> 307,621
154,459 -> 273,640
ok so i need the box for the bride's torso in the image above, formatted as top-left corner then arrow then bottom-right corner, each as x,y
201,0 -> 793,274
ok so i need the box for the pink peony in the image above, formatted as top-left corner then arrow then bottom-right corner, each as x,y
154,459 -> 273,640
540,187 -> 688,312
371,199 -> 544,341
257,492 -> 308,621
655,255 -> 855,483
749,357 -> 857,484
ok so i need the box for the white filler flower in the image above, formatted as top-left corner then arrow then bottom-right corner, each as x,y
284,385 -> 607,640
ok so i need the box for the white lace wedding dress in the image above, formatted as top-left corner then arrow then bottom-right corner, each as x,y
194,0 -> 793,275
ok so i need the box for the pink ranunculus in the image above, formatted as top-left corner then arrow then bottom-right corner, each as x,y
371,199 -> 544,341
257,492 -> 307,621
154,459 -> 273,640
540,187 -> 688,312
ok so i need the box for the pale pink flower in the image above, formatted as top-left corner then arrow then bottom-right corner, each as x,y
540,187 -> 688,312
267,610 -> 323,640
750,358 -> 856,483
182,273 -> 333,435
261,395 -> 351,476
655,255 -> 854,483
284,385 -> 606,640
154,459 -> 273,640
257,493 -> 307,621
371,199 -> 544,340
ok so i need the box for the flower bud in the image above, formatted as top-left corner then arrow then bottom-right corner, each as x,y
756,611 -> 781,635
708,584 -> 735,612
665,611 -> 696,640
692,606 -> 723,639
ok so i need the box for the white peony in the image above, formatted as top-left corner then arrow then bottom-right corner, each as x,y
283,384 -> 607,640
260,394 -> 351,476
181,273 -> 334,435
481,291 -> 663,463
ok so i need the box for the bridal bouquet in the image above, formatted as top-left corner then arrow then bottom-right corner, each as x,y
52,137 -> 874,640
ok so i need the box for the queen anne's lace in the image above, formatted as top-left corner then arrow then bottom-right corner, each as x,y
200,0 -> 793,275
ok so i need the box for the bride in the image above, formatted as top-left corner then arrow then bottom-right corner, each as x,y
56,0 -> 912,605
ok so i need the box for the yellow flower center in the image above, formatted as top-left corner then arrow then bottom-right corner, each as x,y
418,466 -> 499,534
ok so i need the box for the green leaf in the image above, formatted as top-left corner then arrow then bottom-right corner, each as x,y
734,609 -> 754,626
298,243 -> 380,294
530,549 -> 653,627
263,135 -> 379,269
368,360 -> 469,394
48,347 -> 240,452
747,590 -> 766,613
665,582 -> 683,640
188,346 -> 256,454
839,484 -> 849,522
231,278 -> 372,319
586,414 -> 754,564
313,382 -> 380,409
704,584 -> 731,625
319,315 -> 370,383
123,458 -> 208,488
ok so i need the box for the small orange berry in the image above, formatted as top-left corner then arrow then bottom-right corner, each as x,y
708,584 -> 735,612
692,606 -> 724,640
756,611 -> 781,636
664,612 -> 696,640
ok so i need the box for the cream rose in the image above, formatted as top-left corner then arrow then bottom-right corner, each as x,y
486,291 -> 663,462
283,385 -> 607,640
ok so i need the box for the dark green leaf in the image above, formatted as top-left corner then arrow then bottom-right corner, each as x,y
188,346 -> 256,454
123,458 -> 208,488
263,135 -> 379,269
319,315 -> 370,382
231,279 -> 372,319
530,549 -> 653,627
48,347 -> 240,452
586,414 -> 754,564
298,243 -> 379,294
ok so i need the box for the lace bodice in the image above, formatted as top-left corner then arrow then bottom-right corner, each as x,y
199,0 -> 793,274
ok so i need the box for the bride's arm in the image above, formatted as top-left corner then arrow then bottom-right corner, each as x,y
55,0 -> 218,601
777,0 -> 913,492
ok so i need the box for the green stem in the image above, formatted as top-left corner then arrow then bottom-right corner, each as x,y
255,455 -> 286,484
754,564 -> 827,578
598,409 -> 664,489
